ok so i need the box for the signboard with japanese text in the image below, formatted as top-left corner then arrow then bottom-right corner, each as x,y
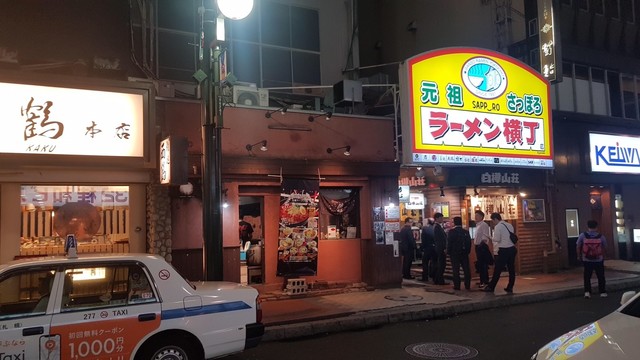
160,138 -> 171,184
0,81 -> 144,157
159,136 -> 188,185
21,185 -> 130,208
538,0 -> 558,83
406,193 -> 425,210
447,167 -> 545,186
589,132 -> 640,174
399,48 -> 553,169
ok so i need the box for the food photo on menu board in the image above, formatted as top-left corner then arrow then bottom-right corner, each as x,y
277,179 -> 319,276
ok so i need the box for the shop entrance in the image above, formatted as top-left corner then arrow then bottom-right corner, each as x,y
239,196 -> 264,285
567,187 -> 614,266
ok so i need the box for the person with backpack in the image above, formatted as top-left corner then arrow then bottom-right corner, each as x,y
483,212 -> 517,294
447,216 -> 472,290
576,220 -> 607,299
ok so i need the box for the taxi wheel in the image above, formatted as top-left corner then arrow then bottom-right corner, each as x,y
138,337 -> 198,360
149,346 -> 190,360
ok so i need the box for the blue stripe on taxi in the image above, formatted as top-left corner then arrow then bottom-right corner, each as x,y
161,301 -> 251,320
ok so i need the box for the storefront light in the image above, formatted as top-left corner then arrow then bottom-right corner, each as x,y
519,192 -> 527,197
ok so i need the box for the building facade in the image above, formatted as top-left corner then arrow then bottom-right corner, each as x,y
0,0 -> 406,289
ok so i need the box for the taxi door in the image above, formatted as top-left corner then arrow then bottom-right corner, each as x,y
0,267 -> 60,360
49,263 -> 162,360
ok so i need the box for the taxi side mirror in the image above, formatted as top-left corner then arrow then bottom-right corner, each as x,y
621,291 -> 637,305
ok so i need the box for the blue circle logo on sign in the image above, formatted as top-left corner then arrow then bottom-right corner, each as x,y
462,57 -> 507,99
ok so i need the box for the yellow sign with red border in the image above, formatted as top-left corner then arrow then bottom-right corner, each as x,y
399,48 -> 553,168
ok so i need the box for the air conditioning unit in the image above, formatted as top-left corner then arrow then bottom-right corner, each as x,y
233,85 -> 269,107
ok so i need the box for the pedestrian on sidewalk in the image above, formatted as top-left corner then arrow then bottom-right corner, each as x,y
484,213 -> 517,293
473,210 -> 493,288
433,213 -> 448,285
420,218 -> 437,282
447,216 -> 472,290
400,217 -> 416,279
577,220 -> 607,299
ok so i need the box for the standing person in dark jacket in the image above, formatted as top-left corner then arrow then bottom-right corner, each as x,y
400,217 -> 416,279
473,210 -> 493,288
420,218 -> 437,282
433,213 -> 448,285
447,216 -> 472,290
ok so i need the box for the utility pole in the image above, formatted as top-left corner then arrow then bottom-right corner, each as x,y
198,0 -> 253,281
200,3 -> 223,281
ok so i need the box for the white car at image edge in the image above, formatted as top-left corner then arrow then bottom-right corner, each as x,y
532,290 -> 640,359
0,253 -> 264,360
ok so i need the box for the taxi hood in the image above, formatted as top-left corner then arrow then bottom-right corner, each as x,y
536,311 -> 637,359
193,281 -> 255,292
192,281 -> 260,300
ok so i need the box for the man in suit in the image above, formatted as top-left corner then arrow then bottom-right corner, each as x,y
433,212 -> 448,285
420,218 -> 437,282
447,216 -> 472,290
400,217 -> 416,279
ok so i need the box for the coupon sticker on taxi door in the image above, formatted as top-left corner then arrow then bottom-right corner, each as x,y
40,335 -> 61,360
51,316 -> 160,359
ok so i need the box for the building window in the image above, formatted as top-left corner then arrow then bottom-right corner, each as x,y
575,64 -> 589,80
0,267 -> 58,318
592,0 -> 605,15
20,185 -> 131,257
592,68 -> 606,82
528,18 -> 538,37
578,0 -> 589,11
229,1 -> 321,89
61,264 -> 157,312
562,61 -> 573,77
621,0 -> 634,23
318,188 -> 360,239
621,75 -> 637,119
607,71 -> 623,117
530,48 -> 540,69
606,0 -> 621,19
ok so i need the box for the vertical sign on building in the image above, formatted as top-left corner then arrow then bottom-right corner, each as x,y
160,137 -> 171,184
159,136 -> 188,185
538,0 -> 558,82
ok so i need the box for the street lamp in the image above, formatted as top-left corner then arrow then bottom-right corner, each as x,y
200,0 -> 254,281
217,0 -> 254,20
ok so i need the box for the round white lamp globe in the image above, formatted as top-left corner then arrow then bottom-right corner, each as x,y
217,0 -> 254,20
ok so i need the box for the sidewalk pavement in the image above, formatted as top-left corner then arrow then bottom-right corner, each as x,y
259,260 -> 640,342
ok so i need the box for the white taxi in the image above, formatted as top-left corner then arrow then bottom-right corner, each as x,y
0,253 -> 264,360
532,291 -> 640,359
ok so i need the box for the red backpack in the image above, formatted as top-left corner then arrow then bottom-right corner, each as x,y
582,232 -> 603,260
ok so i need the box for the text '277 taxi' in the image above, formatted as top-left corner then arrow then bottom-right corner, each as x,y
0,253 -> 264,360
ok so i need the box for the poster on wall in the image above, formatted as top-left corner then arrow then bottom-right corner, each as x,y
523,199 -> 546,222
384,205 -> 401,247
277,178 -> 319,276
373,206 -> 385,245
